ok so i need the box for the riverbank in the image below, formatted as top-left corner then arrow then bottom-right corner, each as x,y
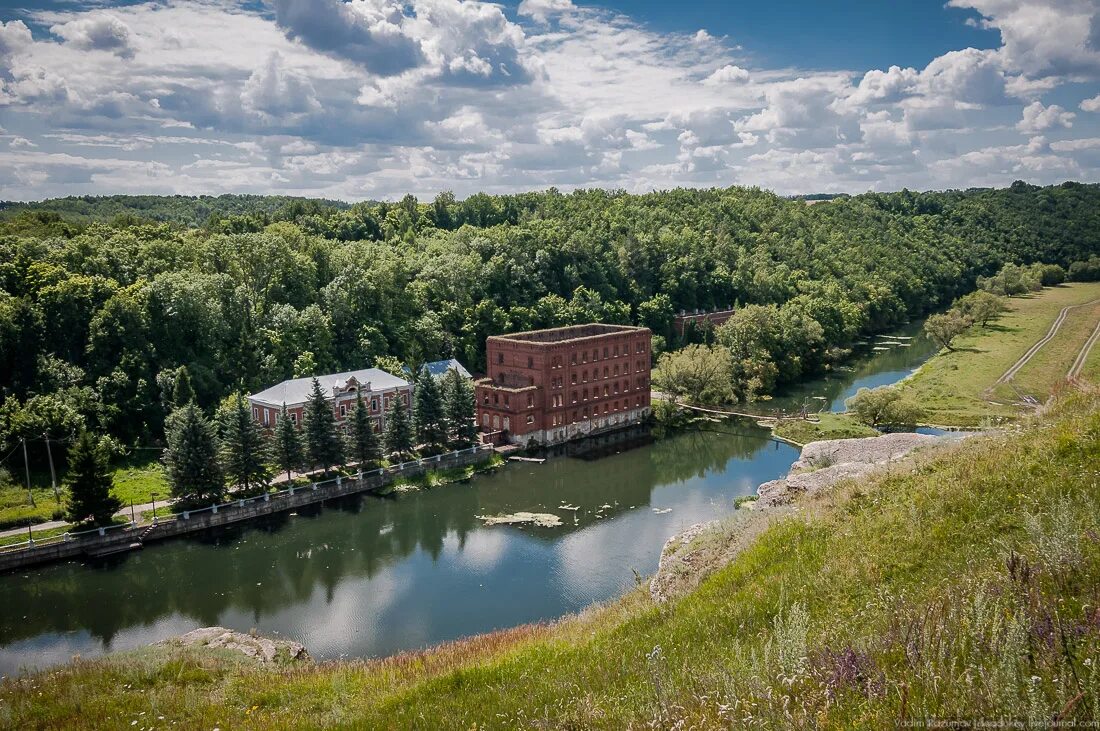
0,447 -> 500,572
5,385 -> 1097,727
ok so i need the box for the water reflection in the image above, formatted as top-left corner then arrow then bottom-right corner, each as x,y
0,423 -> 796,674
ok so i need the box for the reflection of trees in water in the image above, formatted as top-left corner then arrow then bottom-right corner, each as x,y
0,424 -> 780,647
0,487 -> 486,646
768,321 -> 937,411
649,426 -> 771,484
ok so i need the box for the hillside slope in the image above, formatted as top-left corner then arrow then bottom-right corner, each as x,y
2,388 -> 1099,729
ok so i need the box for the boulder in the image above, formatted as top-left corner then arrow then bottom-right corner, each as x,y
157,627 -> 309,664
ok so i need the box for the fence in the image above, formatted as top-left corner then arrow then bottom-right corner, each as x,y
0,444 -> 494,572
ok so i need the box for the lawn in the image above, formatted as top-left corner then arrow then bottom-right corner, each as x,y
0,454 -> 167,529
4,387 -> 1099,728
898,282 -> 1100,426
773,412 -> 879,445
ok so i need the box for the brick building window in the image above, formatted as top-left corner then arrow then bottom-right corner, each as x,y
582,370 -> 588,382
526,393 -> 533,407
252,407 -> 259,420
603,366 -> 608,378
290,412 -> 297,424
603,347 -> 608,358
572,353 -> 577,365
526,415 -> 535,424
603,385 -> 609,397
527,356 -> 533,368
498,352 -> 504,364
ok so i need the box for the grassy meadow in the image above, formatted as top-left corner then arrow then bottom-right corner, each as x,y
898,282 -> 1100,426
3,386 -> 1099,728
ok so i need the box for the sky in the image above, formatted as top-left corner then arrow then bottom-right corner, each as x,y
0,0 -> 1099,202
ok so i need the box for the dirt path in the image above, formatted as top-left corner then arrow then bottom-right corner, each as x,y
993,298 -> 1100,386
1069,318 -> 1100,379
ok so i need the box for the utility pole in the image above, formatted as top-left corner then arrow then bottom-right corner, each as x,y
22,438 -> 35,508
43,433 -> 59,504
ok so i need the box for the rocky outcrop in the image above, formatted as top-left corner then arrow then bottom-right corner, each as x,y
649,521 -> 719,603
156,627 -> 309,664
759,432 -> 941,507
650,432 -> 954,602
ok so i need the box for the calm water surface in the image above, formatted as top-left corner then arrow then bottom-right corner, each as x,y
0,322 -> 937,675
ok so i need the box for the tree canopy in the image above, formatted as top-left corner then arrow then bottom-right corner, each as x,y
1,182 -> 1098,455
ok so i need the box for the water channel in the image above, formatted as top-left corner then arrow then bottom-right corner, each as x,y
0,322 -> 938,676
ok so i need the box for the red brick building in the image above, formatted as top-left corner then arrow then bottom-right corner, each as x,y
247,367 -> 412,433
672,307 -> 736,338
475,324 -> 652,446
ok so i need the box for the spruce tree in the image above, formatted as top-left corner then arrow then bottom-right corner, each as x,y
164,402 -> 225,505
173,365 -> 196,406
383,394 -> 415,461
413,368 -> 448,451
303,377 -> 344,474
221,393 -> 270,496
444,368 -> 478,448
65,430 -> 122,526
273,403 -> 303,482
349,391 -> 381,468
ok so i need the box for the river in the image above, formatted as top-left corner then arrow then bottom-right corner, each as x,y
0,322 -> 937,676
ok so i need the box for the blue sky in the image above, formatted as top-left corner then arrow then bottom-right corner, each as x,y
1,0 -> 1099,201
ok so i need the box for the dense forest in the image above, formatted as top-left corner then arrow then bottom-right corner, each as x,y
1,181 -> 1099,462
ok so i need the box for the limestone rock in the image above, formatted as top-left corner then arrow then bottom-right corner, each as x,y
157,627 -> 309,664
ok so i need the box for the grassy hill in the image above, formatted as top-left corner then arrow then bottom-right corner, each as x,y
899,282 -> 1100,426
2,387 -> 1099,728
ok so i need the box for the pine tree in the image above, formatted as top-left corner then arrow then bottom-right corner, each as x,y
164,403 -> 225,505
444,368 -> 478,448
413,368 -> 447,451
173,365 -> 196,406
221,393 -> 270,496
383,393 -> 415,461
273,403 -> 302,482
303,377 -> 344,474
65,430 -> 122,526
349,391 -> 381,468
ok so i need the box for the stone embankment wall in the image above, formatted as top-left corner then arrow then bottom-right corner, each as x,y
0,446 -> 493,573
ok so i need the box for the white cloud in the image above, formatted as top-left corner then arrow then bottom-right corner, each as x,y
701,64 -> 750,86
918,48 -> 1007,105
947,0 -> 1100,80
1017,101 -> 1075,134
1081,94 -> 1100,113
0,19 -> 32,63
517,0 -> 575,24
50,12 -> 135,59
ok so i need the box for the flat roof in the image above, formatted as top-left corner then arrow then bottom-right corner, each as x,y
490,323 -> 647,345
